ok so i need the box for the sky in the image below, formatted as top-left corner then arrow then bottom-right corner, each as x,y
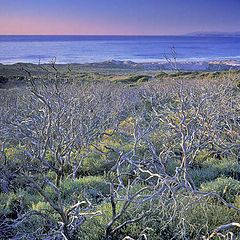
0,0 -> 240,35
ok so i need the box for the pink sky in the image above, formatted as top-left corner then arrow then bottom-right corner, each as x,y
0,15 -> 163,35
0,0 -> 239,35
0,16 -> 112,35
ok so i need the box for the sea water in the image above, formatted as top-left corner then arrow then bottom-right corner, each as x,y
0,35 -> 240,64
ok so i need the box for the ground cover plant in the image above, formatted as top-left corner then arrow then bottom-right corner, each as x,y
0,65 -> 240,239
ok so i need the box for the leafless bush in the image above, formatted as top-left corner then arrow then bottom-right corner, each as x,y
0,66 -> 239,239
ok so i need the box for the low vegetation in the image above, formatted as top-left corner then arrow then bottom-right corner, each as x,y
0,65 -> 240,239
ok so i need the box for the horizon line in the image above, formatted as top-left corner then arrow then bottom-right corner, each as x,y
0,34 -> 183,36
0,32 -> 240,37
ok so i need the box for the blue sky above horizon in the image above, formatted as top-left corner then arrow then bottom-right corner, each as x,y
0,0 -> 240,35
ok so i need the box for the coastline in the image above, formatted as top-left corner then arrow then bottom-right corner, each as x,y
81,59 -> 240,71
1,59 -> 240,72
1,59 -> 240,90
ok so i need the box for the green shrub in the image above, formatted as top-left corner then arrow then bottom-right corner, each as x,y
194,150 -> 213,165
79,199 -> 152,240
0,190 -> 42,217
116,75 -> 150,84
31,201 -> 52,213
81,125 -> 135,176
80,193 -> 240,240
0,192 -> 13,215
143,194 -> 240,239
156,72 -> 169,79
59,176 -> 109,204
200,177 -> 240,202
165,159 -> 180,176
191,158 -> 240,186
191,167 -> 219,187
212,158 -> 240,179
81,153 -> 115,176
183,201 -> 240,239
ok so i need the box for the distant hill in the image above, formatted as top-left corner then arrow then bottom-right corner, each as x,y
185,32 -> 240,37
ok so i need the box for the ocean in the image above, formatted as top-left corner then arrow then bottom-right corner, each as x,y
0,35 -> 240,64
